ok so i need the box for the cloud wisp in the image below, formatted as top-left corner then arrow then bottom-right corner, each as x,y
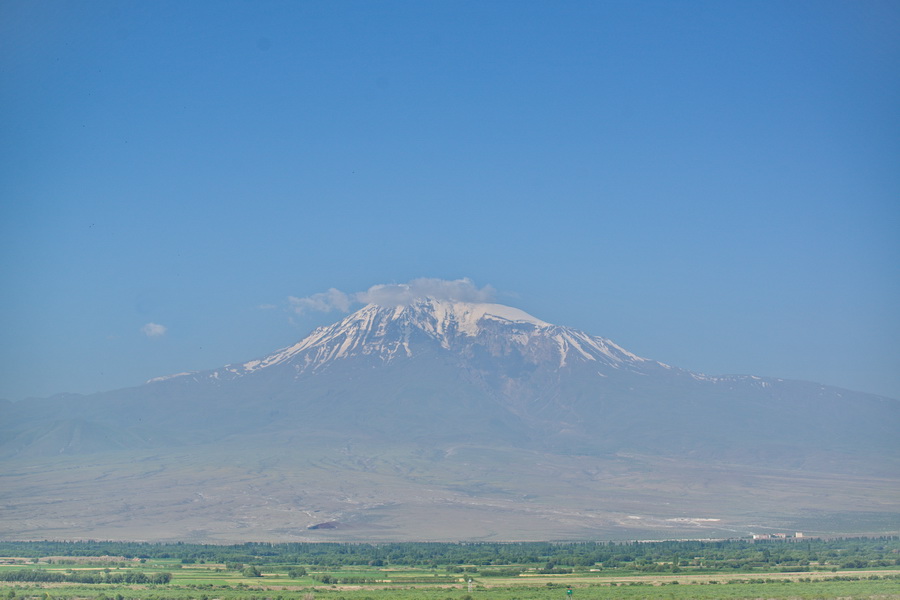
289,278 -> 495,315
141,322 -> 167,338
288,288 -> 352,315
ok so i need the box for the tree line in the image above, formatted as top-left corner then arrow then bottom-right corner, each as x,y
0,570 -> 171,584
0,537 -> 896,570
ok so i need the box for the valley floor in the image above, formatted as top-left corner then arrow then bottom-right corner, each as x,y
2,539 -> 900,599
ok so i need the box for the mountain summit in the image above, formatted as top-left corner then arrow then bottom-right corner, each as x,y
204,298 -> 650,381
2,296 -> 898,542
126,297 -> 897,461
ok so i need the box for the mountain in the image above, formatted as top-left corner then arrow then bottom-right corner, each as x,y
1,298 -> 898,542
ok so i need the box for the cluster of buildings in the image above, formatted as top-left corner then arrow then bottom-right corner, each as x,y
752,532 -> 805,540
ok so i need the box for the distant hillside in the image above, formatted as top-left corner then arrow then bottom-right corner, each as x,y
1,298 -> 897,542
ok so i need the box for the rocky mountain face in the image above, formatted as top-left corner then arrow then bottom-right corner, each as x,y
6,298 -> 896,464
1,298 -> 898,542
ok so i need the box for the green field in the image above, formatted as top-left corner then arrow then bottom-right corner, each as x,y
1,538 -> 899,599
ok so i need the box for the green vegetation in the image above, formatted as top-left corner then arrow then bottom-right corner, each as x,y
0,538 -> 897,599
0,571 -> 171,584
2,537 -> 898,570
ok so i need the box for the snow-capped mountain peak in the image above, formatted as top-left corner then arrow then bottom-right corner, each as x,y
403,298 -> 550,336
232,299 -> 543,374
208,297 -> 651,381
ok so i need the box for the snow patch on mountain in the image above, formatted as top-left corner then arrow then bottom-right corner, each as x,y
146,372 -> 196,384
237,299 -> 555,374
192,297 -> 656,381
427,301 -> 550,336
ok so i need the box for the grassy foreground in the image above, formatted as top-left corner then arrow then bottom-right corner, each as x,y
2,561 -> 899,600
1,538 -> 899,599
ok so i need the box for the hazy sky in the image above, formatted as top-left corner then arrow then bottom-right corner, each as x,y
2,0 -> 898,401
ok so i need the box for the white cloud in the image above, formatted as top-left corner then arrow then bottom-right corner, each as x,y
141,322 -> 167,338
288,287 -> 352,315
356,278 -> 495,307
288,278 -> 495,314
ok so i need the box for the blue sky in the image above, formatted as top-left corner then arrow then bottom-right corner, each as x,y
2,0 -> 898,401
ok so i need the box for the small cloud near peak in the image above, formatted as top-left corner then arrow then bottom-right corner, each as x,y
288,278 -> 495,314
358,278 -> 495,307
141,322 -> 167,338
289,288 -> 352,315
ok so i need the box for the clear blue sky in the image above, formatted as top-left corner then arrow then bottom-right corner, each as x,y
2,0 -> 898,401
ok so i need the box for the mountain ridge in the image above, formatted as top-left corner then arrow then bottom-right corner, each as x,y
1,296 -> 897,542
155,299 -> 654,386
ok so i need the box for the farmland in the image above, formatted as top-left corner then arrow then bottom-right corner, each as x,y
1,538 -> 899,599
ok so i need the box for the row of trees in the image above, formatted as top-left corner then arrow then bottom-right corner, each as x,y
0,570 -> 171,584
0,537 -> 897,570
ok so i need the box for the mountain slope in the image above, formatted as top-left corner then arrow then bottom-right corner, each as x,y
3,298 -> 898,463
1,298 -> 897,541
